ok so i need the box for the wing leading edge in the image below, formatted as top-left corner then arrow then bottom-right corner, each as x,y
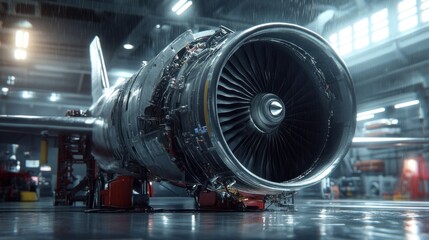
0,37 -> 109,136
0,115 -> 95,135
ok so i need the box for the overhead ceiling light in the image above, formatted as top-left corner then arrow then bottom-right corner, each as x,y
176,1 -> 192,15
357,114 -> 374,121
14,30 -> 29,60
7,76 -> 16,85
156,24 -> 161,29
1,87 -> 9,95
40,165 -> 52,172
15,30 -> 29,48
172,0 -> 187,12
357,107 -> 385,117
394,100 -> 419,109
394,100 -> 420,109
14,49 -> 27,60
17,20 -> 32,28
49,93 -> 59,102
404,158 -> 418,175
123,43 -> 134,50
22,90 -> 33,99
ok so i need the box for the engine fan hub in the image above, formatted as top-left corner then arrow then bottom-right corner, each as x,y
250,93 -> 285,133
269,100 -> 283,116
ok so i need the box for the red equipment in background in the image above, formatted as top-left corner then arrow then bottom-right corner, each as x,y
54,133 -> 95,206
354,159 -> 385,173
394,155 -> 429,200
0,169 -> 33,201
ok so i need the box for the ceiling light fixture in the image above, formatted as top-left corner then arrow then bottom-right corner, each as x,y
49,93 -> 59,102
14,49 -> 27,60
175,1 -> 192,15
156,24 -> 161,29
17,20 -> 33,29
40,165 -> 52,172
7,76 -> 16,85
172,0 -> 187,12
1,87 -> 9,95
14,30 -> 29,61
16,30 -> 29,48
357,114 -> 374,122
22,90 -> 33,99
357,107 -> 385,117
404,158 -> 418,175
394,100 -> 419,109
123,43 -> 134,50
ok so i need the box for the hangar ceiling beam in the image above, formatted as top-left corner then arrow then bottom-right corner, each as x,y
42,0 -> 253,29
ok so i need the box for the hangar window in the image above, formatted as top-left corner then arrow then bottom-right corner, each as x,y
338,26 -> 353,55
328,33 -> 338,51
421,0 -> 429,22
353,18 -> 369,50
370,8 -> 389,42
328,9 -> 390,55
398,0 -> 418,32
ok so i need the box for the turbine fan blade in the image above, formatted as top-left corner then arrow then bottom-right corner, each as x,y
217,41 -> 331,182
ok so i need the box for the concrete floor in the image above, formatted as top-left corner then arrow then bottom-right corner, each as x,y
1,197 -> 429,239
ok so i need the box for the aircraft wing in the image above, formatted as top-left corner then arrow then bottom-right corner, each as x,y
0,115 -> 95,135
0,37 -> 108,137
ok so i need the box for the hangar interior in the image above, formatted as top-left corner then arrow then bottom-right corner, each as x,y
0,0 -> 429,239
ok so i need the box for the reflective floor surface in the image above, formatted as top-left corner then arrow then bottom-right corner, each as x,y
1,197 -> 428,239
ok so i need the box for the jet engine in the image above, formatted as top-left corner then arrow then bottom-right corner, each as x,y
90,23 -> 356,194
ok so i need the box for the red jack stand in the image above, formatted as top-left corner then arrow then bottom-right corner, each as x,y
100,176 -> 133,208
54,134 -> 95,206
92,174 -> 154,210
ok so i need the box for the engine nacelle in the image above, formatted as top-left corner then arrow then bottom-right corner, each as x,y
90,23 -> 356,194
